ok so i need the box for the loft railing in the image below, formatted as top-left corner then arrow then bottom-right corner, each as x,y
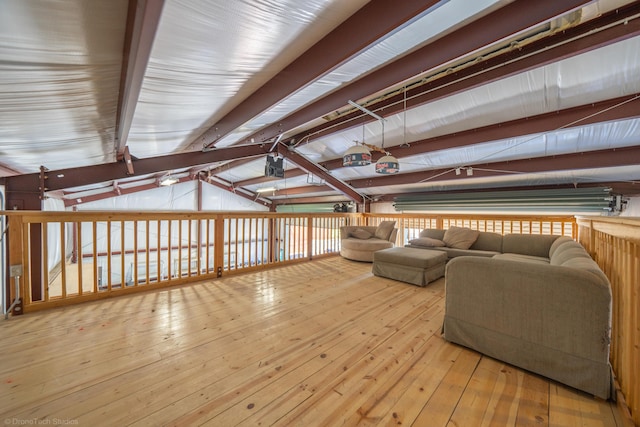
3,211 -> 361,312
3,211 -> 576,313
577,216 -> 640,426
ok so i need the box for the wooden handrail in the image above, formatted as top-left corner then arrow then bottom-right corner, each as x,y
3,210 -> 576,311
576,216 -> 640,426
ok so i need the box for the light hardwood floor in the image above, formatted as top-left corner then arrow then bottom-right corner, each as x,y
0,257 -> 625,426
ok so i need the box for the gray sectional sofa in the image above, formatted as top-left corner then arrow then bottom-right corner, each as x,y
409,227 -> 613,399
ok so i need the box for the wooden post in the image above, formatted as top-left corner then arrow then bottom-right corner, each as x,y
6,215 -> 24,315
214,216 -> 225,276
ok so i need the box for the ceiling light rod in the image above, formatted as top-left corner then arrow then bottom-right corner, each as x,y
269,133 -> 283,152
348,100 -> 385,122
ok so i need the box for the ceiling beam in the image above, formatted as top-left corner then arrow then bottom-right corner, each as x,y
204,177 -> 272,208
115,0 -> 165,157
345,146 -> 640,189
234,169 -> 307,187
227,5 -> 640,194
276,143 -> 364,203
231,0 -> 592,147
62,175 -> 194,208
286,2 -> 640,146
5,144 -> 272,194
197,0 -> 442,149
234,93 -> 639,200
315,94 -> 640,171
272,196 -> 352,206
271,185 -> 334,197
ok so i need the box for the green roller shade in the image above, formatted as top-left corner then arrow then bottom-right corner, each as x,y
276,203 -> 342,213
394,187 -> 613,213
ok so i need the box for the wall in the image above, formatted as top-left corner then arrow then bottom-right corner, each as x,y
621,196 -> 640,217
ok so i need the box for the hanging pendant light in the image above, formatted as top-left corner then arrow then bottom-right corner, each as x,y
343,121 -> 371,166
375,153 -> 399,174
343,144 -> 371,166
342,100 -> 399,173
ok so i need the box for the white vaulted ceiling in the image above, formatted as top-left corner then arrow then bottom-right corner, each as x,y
1,0 -> 639,210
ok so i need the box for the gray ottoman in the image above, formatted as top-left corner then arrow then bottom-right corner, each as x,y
372,247 -> 447,286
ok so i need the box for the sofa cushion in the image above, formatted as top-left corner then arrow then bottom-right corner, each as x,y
374,221 -> 396,241
470,231 -> 503,252
443,226 -> 480,249
407,237 -> 445,247
350,228 -> 372,240
420,228 -> 445,240
502,234 -> 559,258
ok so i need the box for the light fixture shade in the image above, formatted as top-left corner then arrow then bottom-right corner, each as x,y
375,155 -> 399,174
343,145 -> 371,166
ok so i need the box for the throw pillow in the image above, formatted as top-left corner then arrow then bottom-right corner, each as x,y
350,228 -> 372,240
374,220 -> 396,241
408,237 -> 445,247
443,226 -> 480,249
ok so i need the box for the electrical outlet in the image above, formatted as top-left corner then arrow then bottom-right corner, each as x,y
10,265 -> 23,277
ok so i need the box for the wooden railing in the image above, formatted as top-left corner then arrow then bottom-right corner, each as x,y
3,211 -> 364,312
362,213 -> 577,243
3,211 -> 577,314
577,216 -> 640,426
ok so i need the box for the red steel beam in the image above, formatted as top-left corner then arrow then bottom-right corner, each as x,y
229,0 -> 592,147
233,93 -> 639,200
276,143 -> 364,203
204,178 -> 272,208
5,144 -> 272,193
286,2 -> 640,146
115,0 -> 165,156
317,94 -> 640,171
234,168 -> 306,187
345,146 -> 640,188
198,0 -> 441,149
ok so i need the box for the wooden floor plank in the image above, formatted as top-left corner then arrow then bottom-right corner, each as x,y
412,348 -> 481,426
549,383 -> 618,427
514,372 -> 550,427
0,257 -> 626,427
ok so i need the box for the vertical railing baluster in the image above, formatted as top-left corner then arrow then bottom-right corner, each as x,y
42,222 -> 49,301
60,222 -> 66,299
77,221 -> 83,295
